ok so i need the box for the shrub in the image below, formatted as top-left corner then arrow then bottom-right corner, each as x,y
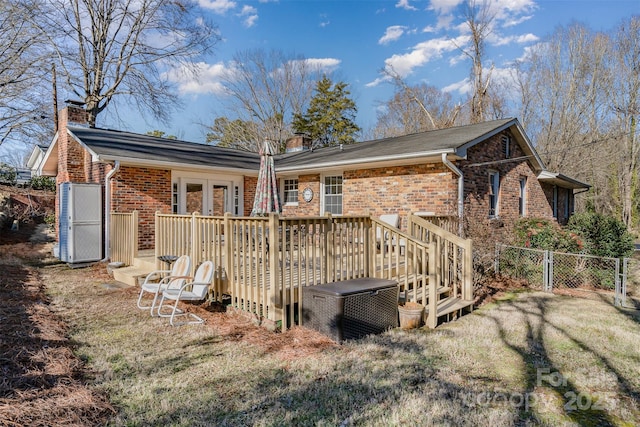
567,212 -> 634,258
0,163 -> 16,185
514,218 -> 582,253
29,176 -> 56,191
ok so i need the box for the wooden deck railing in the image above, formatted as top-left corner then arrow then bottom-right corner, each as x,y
109,211 -> 138,265
112,211 -> 474,330
413,213 -> 460,236
154,212 -> 227,301
408,214 -> 473,326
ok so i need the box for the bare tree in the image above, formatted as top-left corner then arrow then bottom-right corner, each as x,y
372,65 -> 461,138
207,49 -> 328,152
373,78 -> 461,138
0,0 -> 52,146
512,21 -> 640,227
610,17 -> 640,228
38,0 -> 219,127
459,0 -> 495,124
515,23 -> 612,173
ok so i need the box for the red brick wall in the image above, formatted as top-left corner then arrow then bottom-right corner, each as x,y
344,164 -> 457,229
56,108 -> 89,185
278,131 -> 559,243
244,176 -> 257,215
541,183 -> 573,225
280,166 -> 457,230
110,166 -> 172,249
281,174 -> 321,217
460,131 -> 554,247
55,107 -> 91,237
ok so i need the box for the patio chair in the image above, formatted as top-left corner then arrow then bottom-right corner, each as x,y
376,214 -> 400,250
156,261 -> 215,326
136,255 -> 191,316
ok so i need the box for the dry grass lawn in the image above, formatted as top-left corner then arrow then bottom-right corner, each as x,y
1,225 -> 639,426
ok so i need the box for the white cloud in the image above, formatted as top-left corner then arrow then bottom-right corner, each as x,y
428,0 -> 464,14
365,75 -> 392,88
301,58 -> 342,73
492,0 -> 537,19
165,62 -> 230,96
515,41 -> 546,62
396,0 -> 418,11
503,14 -> 533,28
243,14 -> 258,27
442,78 -> 470,95
198,0 -> 236,14
379,26 -> 408,45
238,5 -> 258,27
383,34 -> 468,78
319,13 -> 330,28
491,32 -> 539,46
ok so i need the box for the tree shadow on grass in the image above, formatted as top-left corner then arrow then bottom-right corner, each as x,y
482,293 -> 638,426
142,333 -> 517,427
597,291 -> 640,325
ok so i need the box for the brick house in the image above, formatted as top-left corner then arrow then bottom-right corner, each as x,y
40,105 -> 588,257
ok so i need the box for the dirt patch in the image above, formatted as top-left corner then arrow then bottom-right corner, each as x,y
473,273 -> 532,306
118,284 -> 338,361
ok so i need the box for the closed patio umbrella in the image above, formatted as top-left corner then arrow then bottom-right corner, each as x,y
251,140 -> 281,216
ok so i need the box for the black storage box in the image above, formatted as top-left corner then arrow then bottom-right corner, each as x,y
302,278 -> 399,342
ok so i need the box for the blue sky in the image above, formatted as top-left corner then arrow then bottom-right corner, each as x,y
153,0 -> 638,142
2,0 -> 639,164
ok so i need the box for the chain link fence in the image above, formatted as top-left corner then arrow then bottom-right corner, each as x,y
621,257 -> 640,309
494,245 -> 548,290
496,244 -> 637,308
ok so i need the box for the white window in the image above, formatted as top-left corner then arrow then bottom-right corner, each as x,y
172,182 -> 178,214
234,186 -> 239,215
519,177 -> 527,217
323,175 -> 343,215
489,171 -> 500,218
282,178 -> 299,205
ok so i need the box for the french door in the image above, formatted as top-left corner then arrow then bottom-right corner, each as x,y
181,179 -> 231,216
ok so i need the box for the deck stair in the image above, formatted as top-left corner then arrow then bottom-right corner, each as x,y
112,251 -> 157,286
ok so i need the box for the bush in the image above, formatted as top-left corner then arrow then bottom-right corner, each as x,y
567,212 -> 635,258
0,163 -> 16,185
29,176 -> 56,191
513,218 -> 582,253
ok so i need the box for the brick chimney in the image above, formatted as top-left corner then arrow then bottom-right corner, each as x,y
56,102 -> 90,185
63,100 -> 90,127
285,134 -> 312,153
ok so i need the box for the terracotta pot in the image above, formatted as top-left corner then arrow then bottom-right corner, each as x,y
398,302 -> 424,329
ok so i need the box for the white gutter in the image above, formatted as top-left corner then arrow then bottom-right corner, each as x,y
101,161 -> 120,262
94,155 -> 254,175
442,153 -> 464,237
276,149 -> 457,173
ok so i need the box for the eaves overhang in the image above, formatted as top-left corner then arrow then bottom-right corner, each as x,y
275,148 -> 459,174
92,154 -> 255,175
39,133 -> 59,176
538,171 -> 590,190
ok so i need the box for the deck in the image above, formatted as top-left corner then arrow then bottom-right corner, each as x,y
110,213 -> 474,329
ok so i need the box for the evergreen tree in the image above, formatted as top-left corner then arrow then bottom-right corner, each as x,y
292,75 -> 360,148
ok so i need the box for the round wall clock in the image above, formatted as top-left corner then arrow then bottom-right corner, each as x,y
302,187 -> 314,202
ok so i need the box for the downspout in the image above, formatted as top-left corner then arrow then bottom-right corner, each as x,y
101,161 -> 120,262
442,153 -> 464,237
